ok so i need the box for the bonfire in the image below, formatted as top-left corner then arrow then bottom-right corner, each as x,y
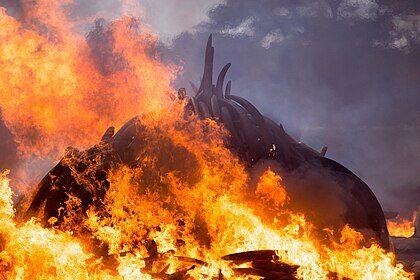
0,1 -> 416,279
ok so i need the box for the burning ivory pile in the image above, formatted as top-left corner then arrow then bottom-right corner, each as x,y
15,36 -> 416,279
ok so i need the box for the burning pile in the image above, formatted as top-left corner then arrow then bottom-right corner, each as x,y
0,1 -> 415,279
0,163 -> 414,279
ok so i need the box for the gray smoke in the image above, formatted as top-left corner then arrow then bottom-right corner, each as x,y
169,0 -> 420,215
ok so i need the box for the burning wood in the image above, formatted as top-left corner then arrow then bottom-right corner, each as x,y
27,34 -> 392,251
222,250 -> 299,279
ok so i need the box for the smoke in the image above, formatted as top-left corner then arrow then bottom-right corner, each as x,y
169,0 -> 420,215
0,120 -> 17,171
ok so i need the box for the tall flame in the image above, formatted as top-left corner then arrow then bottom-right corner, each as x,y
387,213 -> 416,238
0,1 -> 175,159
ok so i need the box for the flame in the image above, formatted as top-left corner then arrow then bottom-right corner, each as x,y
0,1 -> 176,159
0,1 -> 415,279
387,213 -> 416,238
255,168 -> 289,208
0,164 -> 414,279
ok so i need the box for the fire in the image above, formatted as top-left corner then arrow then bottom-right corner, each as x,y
387,213 -> 416,238
255,168 -> 289,208
0,1 -> 415,279
0,164 -> 414,279
0,1 -> 175,159
0,171 -> 99,279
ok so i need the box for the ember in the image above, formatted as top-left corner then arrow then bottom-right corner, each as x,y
0,1 -> 416,279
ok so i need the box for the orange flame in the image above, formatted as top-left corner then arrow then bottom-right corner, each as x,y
255,168 -> 289,208
387,213 -> 416,238
0,166 -> 414,279
0,1 -> 176,159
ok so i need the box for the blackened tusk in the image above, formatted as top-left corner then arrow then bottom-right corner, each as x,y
225,80 -> 231,96
227,94 -> 265,125
222,250 -> 278,261
211,95 -> 221,118
101,126 -> 115,141
215,63 -> 231,98
320,146 -> 328,156
190,96 -> 200,114
199,101 -> 211,118
220,106 -> 240,143
197,34 -> 214,101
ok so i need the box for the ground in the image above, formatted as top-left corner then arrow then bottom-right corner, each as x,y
393,237 -> 420,279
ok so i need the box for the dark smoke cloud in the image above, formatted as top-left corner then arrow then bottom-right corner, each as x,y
169,0 -> 420,215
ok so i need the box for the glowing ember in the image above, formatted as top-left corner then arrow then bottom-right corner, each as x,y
387,213 -> 416,238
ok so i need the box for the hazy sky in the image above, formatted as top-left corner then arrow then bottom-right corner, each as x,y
139,0 -> 224,43
0,0 -> 223,42
167,0 -> 420,214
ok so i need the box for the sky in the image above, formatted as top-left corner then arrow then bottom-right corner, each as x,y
167,0 -> 420,214
0,0 -> 419,214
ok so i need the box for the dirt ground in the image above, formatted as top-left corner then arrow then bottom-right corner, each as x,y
392,237 -> 420,279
